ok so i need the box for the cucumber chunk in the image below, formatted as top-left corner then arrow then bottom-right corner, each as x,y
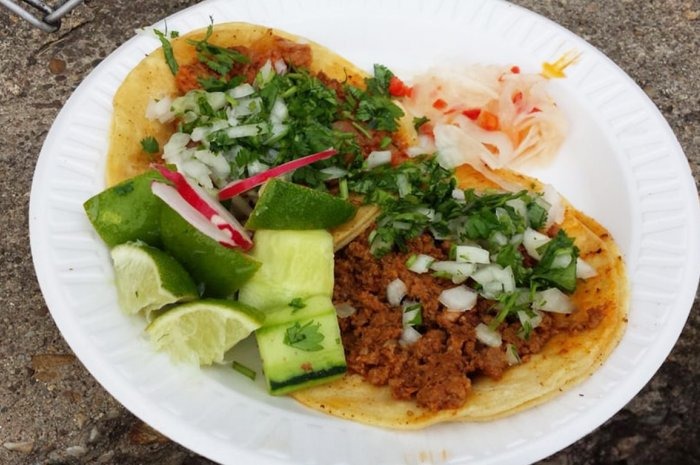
238,230 -> 334,310
256,298 -> 346,395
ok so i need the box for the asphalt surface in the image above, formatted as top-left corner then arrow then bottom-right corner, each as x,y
0,1 -> 698,464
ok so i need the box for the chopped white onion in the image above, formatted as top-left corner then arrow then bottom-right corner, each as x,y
505,344 -> 521,366
227,83 -> 255,99
319,166 -> 348,180
256,59 -> 275,86
430,261 -> 476,278
505,198 -> 528,222
396,174 -> 411,198
576,258 -> 598,279
542,184 -> 565,228
471,264 -> 515,298
246,160 -> 269,177
335,302 -> 356,318
454,245 -> 490,264
551,253 -> 573,269
228,97 -> 263,117
145,96 -> 175,123
270,98 -> 288,123
415,207 -> 435,221
225,123 -> 265,139
451,189 -> 466,201
193,149 -> 230,182
402,301 -> 422,326
205,92 -> 227,111
399,326 -> 422,347
406,254 -> 435,274
509,232 -> 524,246
517,309 -> 543,329
523,228 -> 551,260
475,323 -> 502,347
439,286 -> 478,312
387,279 -> 407,306
490,231 -> 508,247
406,146 -> 427,157
532,288 -> 574,314
366,150 -> 392,169
273,58 -> 288,75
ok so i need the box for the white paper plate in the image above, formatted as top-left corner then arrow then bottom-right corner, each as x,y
29,0 -> 700,464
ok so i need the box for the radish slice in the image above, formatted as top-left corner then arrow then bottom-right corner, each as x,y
218,148 -> 338,200
151,168 -> 252,250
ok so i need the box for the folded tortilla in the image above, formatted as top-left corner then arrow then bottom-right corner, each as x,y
294,165 -> 628,428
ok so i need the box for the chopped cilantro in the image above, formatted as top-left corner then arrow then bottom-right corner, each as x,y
187,23 -> 249,75
532,230 -> 579,292
403,303 -> 423,326
288,297 -> 306,311
527,201 -> 548,230
413,116 -> 430,131
283,320 -> 325,352
231,361 -> 256,380
140,136 -> 159,154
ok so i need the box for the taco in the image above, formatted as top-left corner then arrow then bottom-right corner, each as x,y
105,22 -> 627,428
293,164 -> 628,428
111,23 -> 358,183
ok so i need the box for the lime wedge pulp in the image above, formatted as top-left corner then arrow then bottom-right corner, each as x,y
110,241 -> 198,315
146,299 -> 264,365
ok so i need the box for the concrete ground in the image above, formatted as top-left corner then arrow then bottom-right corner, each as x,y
0,0 -> 698,464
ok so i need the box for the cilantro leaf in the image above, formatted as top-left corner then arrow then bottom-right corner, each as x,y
527,201 -> 548,230
154,29 -> 179,75
231,361 -> 256,380
288,298 -> 306,311
531,230 -> 579,292
365,64 -> 394,96
140,136 -> 159,154
413,116 -> 430,131
187,23 -> 249,75
283,320 -> 325,352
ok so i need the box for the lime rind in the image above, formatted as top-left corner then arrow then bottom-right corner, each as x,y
160,205 -> 261,298
84,170 -> 164,247
245,178 -> 356,230
146,299 -> 264,365
111,242 -> 198,315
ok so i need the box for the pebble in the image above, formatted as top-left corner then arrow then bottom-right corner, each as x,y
65,445 -> 87,457
3,440 -> 34,453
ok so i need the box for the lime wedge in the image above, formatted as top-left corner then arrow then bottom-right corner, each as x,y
110,241 -> 198,315
83,170 -> 164,247
245,178 -> 356,230
160,205 -> 260,298
146,299 -> 264,365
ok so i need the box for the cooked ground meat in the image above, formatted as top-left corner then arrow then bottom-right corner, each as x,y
175,35 -> 311,94
173,34 -> 407,158
334,231 -> 602,411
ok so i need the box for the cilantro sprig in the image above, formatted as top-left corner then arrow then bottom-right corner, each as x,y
284,320 -> 325,352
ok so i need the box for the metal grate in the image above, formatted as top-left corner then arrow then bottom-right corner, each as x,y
0,0 -> 84,32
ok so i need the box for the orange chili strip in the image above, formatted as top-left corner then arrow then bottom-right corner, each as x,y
477,110 -> 499,131
432,98 -> 448,110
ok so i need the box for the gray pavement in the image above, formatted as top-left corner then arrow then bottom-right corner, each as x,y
0,1 -> 698,464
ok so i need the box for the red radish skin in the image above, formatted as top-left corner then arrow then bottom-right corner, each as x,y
218,148 -> 337,200
151,169 -> 253,250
